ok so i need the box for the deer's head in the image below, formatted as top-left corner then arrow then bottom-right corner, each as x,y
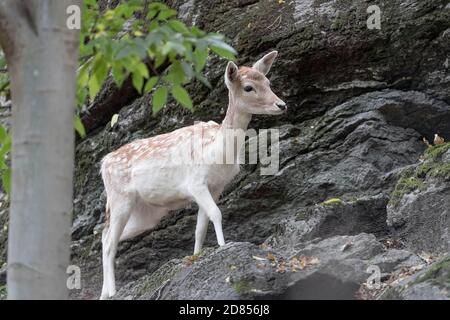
224,51 -> 286,115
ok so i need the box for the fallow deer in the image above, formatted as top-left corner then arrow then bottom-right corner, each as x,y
100,51 -> 286,299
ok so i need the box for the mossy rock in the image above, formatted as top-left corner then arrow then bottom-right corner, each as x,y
321,197 -> 344,207
232,278 -> 252,295
380,255 -> 450,300
424,142 -> 450,161
413,256 -> 450,290
389,143 -> 450,208
114,258 -> 184,300
389,171 -> 424,208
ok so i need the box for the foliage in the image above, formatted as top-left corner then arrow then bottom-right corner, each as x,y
0,0 -> 237,193
0,51 -> 8,95
76,0 -> 236,134
0,126 -> 10,194
0,49 -> 11,194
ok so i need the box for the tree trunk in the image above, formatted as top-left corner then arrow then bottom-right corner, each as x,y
0,0 -> 80,299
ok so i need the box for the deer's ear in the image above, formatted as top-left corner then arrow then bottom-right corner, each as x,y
252,51 -> 278,75
225,61 -> 239,88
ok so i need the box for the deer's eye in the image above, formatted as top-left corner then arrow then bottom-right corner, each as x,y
243,85 -> 254,92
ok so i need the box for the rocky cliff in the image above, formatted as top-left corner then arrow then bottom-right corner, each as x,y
1,0 -> 450,300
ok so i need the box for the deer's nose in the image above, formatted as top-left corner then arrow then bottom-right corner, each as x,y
276,102 -> 287,111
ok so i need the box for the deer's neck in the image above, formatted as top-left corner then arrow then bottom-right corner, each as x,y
221,91 -> 251,131
210,92 -> 251,165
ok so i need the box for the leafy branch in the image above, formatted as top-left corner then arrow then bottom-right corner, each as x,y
0,0 -> 237,193
75,0 -> 236,136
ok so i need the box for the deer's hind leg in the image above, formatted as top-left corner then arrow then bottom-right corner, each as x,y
101,192 -> 134,300
120,200 -> 167,241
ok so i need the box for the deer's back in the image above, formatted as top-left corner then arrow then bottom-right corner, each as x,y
101,121 -> 225,198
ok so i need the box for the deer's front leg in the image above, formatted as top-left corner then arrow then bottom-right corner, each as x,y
194,208 -> 208,255
189,185 -> 225,248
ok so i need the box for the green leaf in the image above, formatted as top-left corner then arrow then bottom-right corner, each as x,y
152,86 -> 168,114
2,168 -> 11,194
76,87 -> 88,108
147,9 -> 158,20
0,125 -> 8,143
211,46 -> 236,61
111,63 -> 126,87
144,76 -> 158,93
0,137 -> 11,160
158,8 -> 177,20
149,2 -> 168,11
92,55 -> 108,85
195,73 -> 212,89
88,75 -> 101,99
0,159 -> 7,170
154,53 -> 166,68
191,26 -> 206,37
115,45 -> 132,60
132,72 -> 144,93
193,46 -> 208,72
77,63 -> 90,87
166,61 -> 185,85
135,62 -> 149,78
111,114 -> 119,127
181,61 -> 194,81
88,54 -> 108,99
74,115 -> 86,138
172,85 -> 193,110
168,20 -> 189,33
207,37 -> 237,60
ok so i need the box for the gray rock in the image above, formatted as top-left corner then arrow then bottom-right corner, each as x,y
63,0 -> 450,299
380,255 -> 450,300
387,148 -> 450,253
115,234 -> 390,300
443,149 -> 450,162
369,249 -> 424,274
265,194 -> 389,255
389,183 -> 450,253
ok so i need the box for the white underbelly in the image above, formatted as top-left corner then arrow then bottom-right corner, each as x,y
130,162 -> 239,206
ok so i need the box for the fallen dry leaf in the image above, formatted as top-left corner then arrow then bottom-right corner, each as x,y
422,137 -> 432,148
276,261 -> 286,273
418,252 -> 435,264
184,255 -> 199,266
288,255 -> 320,272
267,253 -> 276,262
434,134 -> 445,145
